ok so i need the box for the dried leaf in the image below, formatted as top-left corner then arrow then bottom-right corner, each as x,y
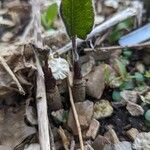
48,57 -> 69,80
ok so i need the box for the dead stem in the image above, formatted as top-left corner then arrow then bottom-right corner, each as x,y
84,41 -> 150,52
0,56 -> 25,95
67,76 -> 84,150
30,0 -> 51,149
35,51 -> 50,150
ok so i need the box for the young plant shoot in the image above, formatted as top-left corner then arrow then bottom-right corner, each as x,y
60,0 -> 94,101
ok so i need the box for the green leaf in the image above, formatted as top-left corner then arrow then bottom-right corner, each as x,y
123,49 -> 132,58
116,18 -> 133,31
112,90 -> 122,102
119,80 -> 134,90
134,72 -> 145,83
108,18 -> 134,43
41,12 -> 48,28
109,30 -> 123,43
41,3 -> 58,30
60,0 -> 94,39
145,70 -> 150,78
46,3 -> 58,25
115,59 -> 127,80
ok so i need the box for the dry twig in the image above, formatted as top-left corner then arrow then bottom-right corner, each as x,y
31,0 -> 51,149
35,52 -> 50,150
0,56 -> 25,95
67,76 -> 84,150
84,41 -> 150,52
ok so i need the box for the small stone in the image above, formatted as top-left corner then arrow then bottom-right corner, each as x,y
135,62 -> 145,73
92,135 -> 110,150
120,90 -> 138,103
104,126 -> 119,144
85,65 -> 105,99
133,132 -> 150,150
51,109 -> 68,124
93,100 -> 113,119
126,128 -> 139,141
126,101 -> 144,116
67,100 -> 94,135
86,119 -> 100,140
104,141 -> 132,150
115,141 -> 132,150
81,56 -> 95,77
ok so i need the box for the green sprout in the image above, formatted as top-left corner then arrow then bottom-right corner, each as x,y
41,3 -> 58,30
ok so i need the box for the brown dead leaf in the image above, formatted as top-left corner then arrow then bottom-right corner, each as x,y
0,106 -> 36,150
0,44 -> 36,99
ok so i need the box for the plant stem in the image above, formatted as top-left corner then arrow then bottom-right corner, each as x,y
71,36 -> 82,79
71,36 -> 79,62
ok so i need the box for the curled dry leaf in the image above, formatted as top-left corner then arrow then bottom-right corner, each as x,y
48,57 -> 69,80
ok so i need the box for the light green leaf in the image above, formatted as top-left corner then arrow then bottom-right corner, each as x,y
41,3 -> 58,30
60,0 -> 94,39
46,3 -> 58,25
115,59 -> 127,80
145,70 -> 150,78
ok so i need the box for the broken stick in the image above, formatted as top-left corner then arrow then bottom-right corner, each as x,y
84,41 -> 150,52
35,52 -> 50,150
